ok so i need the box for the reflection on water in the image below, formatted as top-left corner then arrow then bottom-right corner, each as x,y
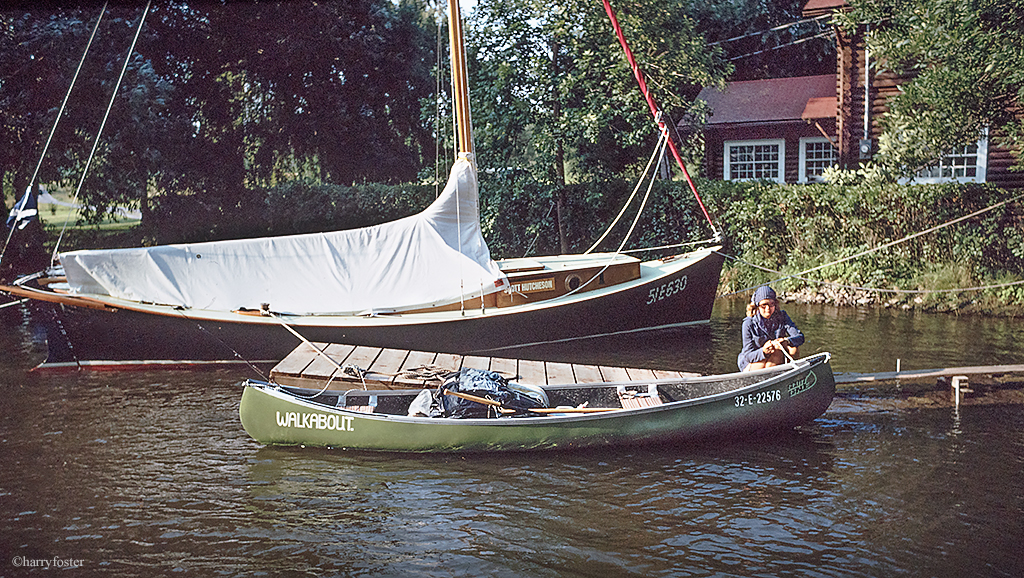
1,302 -> 1022,577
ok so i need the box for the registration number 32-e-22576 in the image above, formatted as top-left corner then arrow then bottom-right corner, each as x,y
734,389 -> 781,407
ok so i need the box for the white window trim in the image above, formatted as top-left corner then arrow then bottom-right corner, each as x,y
909,132 -> 989,185
724,139 -> 785,184
798,137 -> 837,183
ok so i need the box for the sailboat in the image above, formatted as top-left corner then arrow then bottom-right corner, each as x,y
2,0 -> 724,370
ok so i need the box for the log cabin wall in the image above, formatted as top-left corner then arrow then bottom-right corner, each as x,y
832,16 -> 1022,188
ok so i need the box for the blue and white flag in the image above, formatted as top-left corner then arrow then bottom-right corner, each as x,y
6,186 -> 39,231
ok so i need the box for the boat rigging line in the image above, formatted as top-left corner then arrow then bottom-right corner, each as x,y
51,1 -> 151,263
721,190 -> 1024,298
0,2 -> 108,265
0,298 -> 30,311
262,307 -> 368,392
555,132 -> 669,301
602,0 -> 720,241
168,307 -> 272,382
585,130 -> 668,255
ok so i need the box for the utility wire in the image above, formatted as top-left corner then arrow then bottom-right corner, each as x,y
708,14 -> 832,46
727,31 -> 834,61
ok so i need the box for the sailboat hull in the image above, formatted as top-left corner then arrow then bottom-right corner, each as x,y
16,248 -> 724,370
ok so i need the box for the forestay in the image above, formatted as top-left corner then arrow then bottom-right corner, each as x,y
60,156 -> 506,314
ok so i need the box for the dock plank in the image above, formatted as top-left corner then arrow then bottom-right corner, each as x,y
301,343 -> 356,381
517,359 -> 546,385
599,366 -> 630,382
624,368 -> 658,381
835,364 -> 1024,384
571,364 -> 605,384
395,350 -> 441,387
432,353 -> 464,373
363,348 -> 410,386
489,357 -> 518,379
273,342 -> 323,377
327,346 -> 382,386
462,355 -> 492,371
270,341 -> 734,392
545,362 -> 577,385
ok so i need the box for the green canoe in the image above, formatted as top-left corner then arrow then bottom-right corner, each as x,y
238,352 -> 835,453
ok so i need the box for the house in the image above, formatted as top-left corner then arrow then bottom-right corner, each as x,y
696,74 -> 838,184
694,0 -> 1023,189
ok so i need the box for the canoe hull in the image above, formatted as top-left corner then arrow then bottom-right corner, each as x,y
25,248 -> 724,369
239,353 -> 835,452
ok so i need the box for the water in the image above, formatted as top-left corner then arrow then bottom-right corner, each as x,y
1,301 -> 1022,577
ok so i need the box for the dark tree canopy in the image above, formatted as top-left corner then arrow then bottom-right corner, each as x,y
1,0 -> 437,222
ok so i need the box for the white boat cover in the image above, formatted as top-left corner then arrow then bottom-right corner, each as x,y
60,156 -> 507,314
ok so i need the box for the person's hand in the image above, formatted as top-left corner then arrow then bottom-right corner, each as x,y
762,340 -> 779,355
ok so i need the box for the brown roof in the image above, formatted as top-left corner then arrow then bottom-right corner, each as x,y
802,0 -> 847,17
697,75 -> 837,125
801,96 -> 837,120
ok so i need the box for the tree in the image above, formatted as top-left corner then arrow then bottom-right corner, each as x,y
688,0 -> 835,81
467,0 -> 730,252
837,0 -> 1024,175
1,1 -> 438,232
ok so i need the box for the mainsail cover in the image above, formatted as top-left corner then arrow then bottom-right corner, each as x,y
60,156 -> 506,314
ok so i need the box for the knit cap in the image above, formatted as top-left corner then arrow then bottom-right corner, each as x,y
751,285 -> 777,304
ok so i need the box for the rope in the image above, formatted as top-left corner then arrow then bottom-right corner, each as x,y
170,307 -> 271,381
1,2 -> 107,264
585,131 -> 668,254
601,0 -> 719,239
51,1 -> 150,263
708,14 -> 832,46
720,190 -> 1024,298
262,308 -> 368,390
558,134 -> 668,300
621,239 -> 715,255
720,252 -> 1024,297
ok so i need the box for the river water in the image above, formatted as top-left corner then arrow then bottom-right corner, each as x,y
1,300 -> 1022,577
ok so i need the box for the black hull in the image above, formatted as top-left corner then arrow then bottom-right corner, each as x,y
35,251 -> 724,369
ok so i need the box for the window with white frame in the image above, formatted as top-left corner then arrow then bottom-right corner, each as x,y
799,137 -> 837,183
724,139 -> 785,183
914,133 -> 988,184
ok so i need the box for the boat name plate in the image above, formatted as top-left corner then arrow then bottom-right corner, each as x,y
506,278 -> 556,295
276,411 -> 354,432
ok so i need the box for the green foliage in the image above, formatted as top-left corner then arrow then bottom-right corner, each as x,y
836,0 -> 1024,173
476,170 -> 711,259
467,0 -> 731,185
1,1 -> 437,218
699,178 -> 1024,310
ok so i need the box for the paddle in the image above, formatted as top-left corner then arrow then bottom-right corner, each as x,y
442,389 -> 619,415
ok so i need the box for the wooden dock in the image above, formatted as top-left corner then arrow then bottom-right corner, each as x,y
270,341 -> 1024,397
269,343 -> 700,390
834,364 -> 1024,385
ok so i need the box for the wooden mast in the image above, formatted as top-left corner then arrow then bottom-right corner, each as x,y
447,0 -> 473,156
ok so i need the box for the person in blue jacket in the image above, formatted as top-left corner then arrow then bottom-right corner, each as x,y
737,285 -> 804,371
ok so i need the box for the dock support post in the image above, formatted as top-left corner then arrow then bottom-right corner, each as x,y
951,375 -> 970,408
